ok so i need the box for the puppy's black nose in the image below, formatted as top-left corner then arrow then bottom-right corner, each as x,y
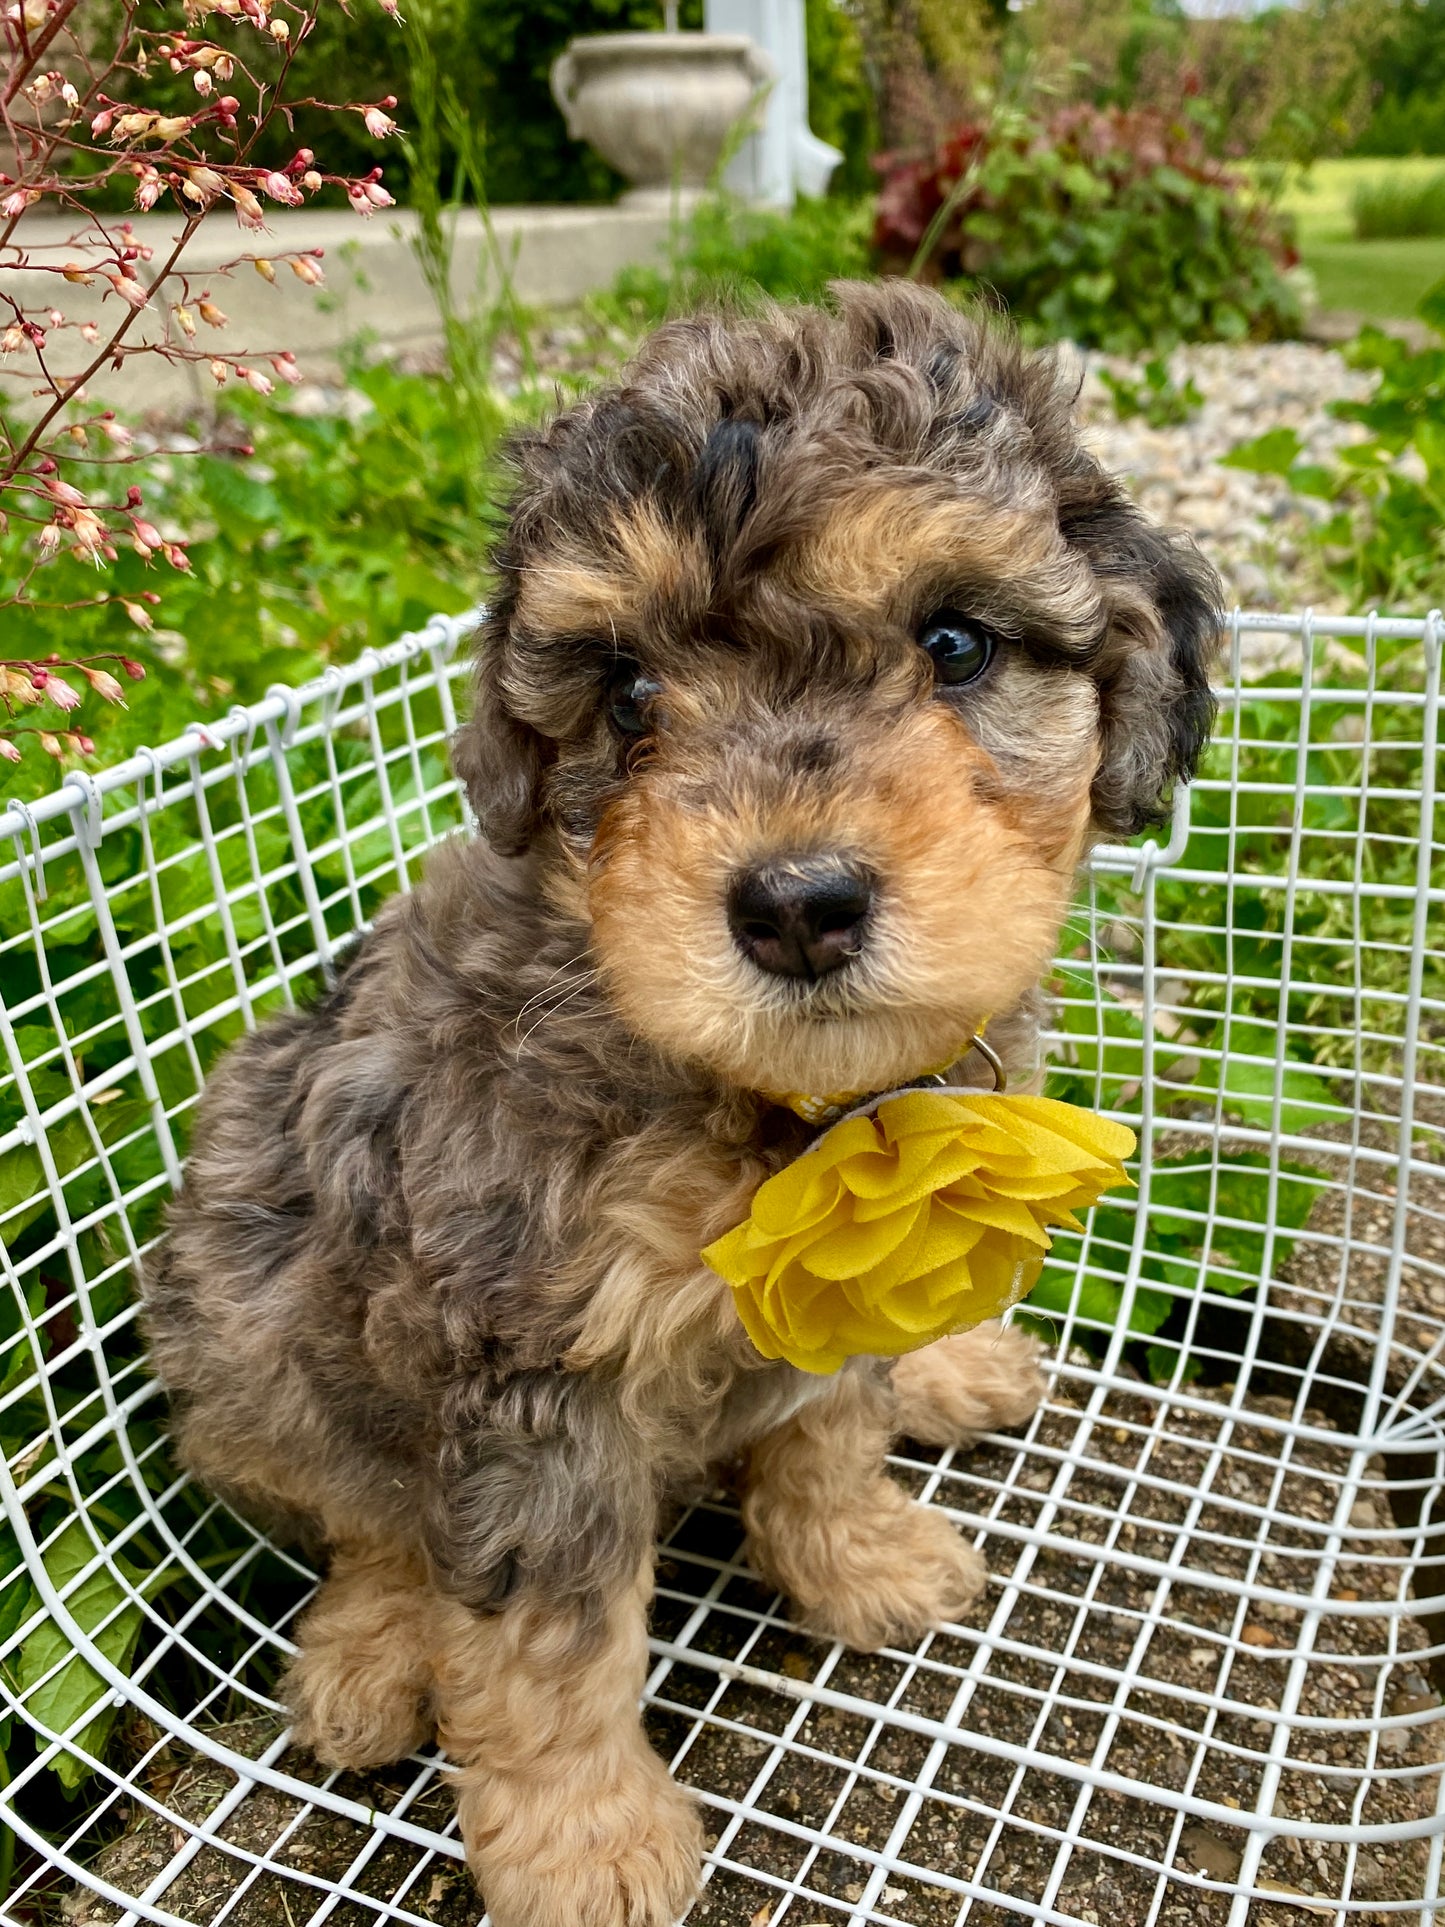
728,858 -> 875,980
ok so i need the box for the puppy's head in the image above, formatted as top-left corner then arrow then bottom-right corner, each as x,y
454,282 -> 1221,1098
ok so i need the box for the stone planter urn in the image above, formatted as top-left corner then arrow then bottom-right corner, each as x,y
550,32 -> 774,210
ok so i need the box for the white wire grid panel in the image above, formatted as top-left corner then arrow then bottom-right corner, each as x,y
0,607 -> 1441,1927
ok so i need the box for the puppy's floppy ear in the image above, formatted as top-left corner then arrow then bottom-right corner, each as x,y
1064,496 -> 1224,838
450,622 -> 549,857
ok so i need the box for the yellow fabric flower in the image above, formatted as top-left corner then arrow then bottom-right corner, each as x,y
702,1091 -> 1136,1375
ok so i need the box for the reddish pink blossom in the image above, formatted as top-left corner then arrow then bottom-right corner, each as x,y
43,475 -> 87,508
260,170 -> 303,206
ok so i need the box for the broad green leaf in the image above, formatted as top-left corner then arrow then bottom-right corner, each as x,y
1213,1055 -> 1331,1134
0,1277 -> 47,1399
1220,426 -> 1303,477
18,1522 -> 144,1788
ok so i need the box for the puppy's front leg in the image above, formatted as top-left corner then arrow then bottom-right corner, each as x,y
432,1559 -> 701,1927
890,1320 -> 1049,1448
742,1366 -> 986,1652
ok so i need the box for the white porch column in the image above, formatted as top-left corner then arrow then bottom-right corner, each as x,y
704,0 -> 842,206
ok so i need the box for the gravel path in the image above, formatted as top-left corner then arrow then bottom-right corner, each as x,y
1077,341 -> 1374,615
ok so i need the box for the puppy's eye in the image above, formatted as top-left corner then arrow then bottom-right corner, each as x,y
918,612 -> 996,687
608,667 -> 663,737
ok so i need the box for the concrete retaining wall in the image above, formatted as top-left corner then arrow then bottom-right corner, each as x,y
6,204 -> 675,414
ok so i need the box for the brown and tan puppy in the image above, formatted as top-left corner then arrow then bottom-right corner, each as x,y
144,282 -> 1221,1927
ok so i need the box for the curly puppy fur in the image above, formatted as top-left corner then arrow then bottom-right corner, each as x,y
144,282 -> 1221,1927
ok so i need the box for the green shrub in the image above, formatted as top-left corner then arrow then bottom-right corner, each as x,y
591,191 -> 873,333
1351,168 -> 1445,238
1353,91 -> 1445,160
872,102 -> 1304,355
1352,0 -> 1445,158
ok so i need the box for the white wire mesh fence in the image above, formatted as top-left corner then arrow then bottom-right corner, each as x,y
0,607 -> 1440,1927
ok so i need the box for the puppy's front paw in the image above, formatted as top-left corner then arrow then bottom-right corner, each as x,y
283,1639 -> 433,1770
790,1499 -> 987,1652
890,1321 -> 1049,1448
460,1741 -> 702,1927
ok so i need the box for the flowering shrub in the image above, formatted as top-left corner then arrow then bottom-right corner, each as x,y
872,102 -> 1303,356
0,0 -> 401,762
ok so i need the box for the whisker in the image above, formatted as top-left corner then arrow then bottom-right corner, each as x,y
513,961 -> 598,1024
515,978 -> 597,1056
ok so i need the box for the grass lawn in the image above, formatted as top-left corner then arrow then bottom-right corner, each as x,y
1262,158 -> 1445,319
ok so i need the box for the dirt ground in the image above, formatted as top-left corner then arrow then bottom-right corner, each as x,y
57,1366 -> 1442,1927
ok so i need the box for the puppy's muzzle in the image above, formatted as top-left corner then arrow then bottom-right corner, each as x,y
728,856 -> 875,980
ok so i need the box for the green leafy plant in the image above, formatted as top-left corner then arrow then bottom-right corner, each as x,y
0,371 -> 489,807
1028,609 -> 1441,1380
1099,354 -> 1205,428
1223,279 -> 1445,609
873,101 -> 1304,354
